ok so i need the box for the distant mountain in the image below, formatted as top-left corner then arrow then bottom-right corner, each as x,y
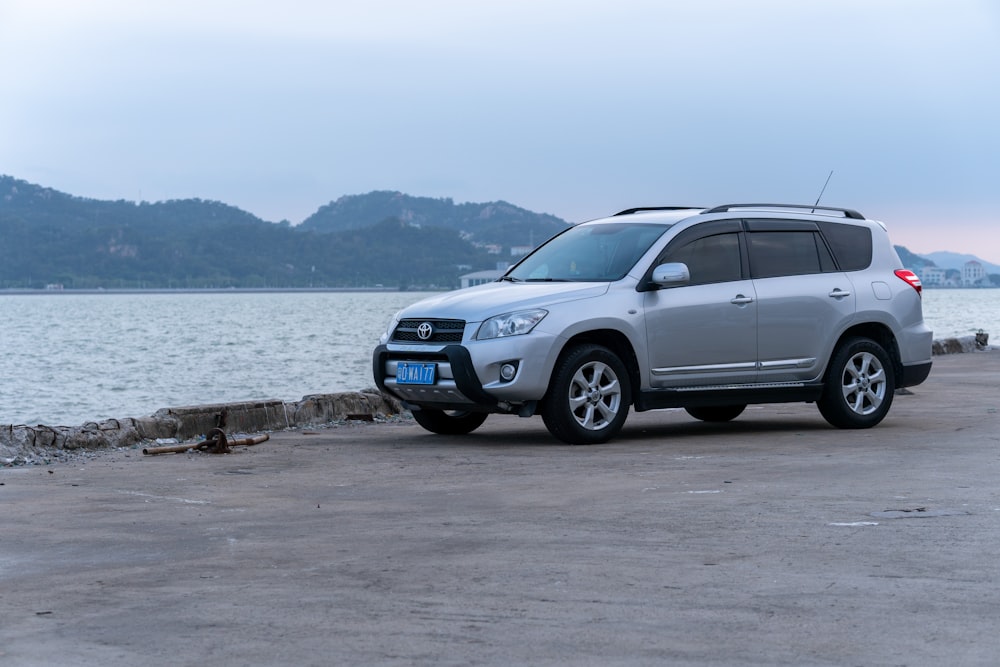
894,246 -> 936,270
300,191 -> 569,248
921,251 -> 1000,275
0,177 -> 265,231
5,174 -> 993,290
0,176 -> 509,289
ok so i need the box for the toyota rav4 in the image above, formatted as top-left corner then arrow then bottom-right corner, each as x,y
373,204 -> 933,444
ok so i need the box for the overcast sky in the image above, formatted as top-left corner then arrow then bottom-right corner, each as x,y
2,0 -> 998,261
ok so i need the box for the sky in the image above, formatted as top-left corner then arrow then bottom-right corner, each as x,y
2,0 -> 999,262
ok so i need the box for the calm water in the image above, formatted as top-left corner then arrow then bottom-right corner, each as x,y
1,288 -> 996,426
1,291 -> 436,426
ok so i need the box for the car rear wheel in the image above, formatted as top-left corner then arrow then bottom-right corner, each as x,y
818,337 -> 895,429
411,409 -> 488,435
542,344 -> 631,445
684,405 -> 746,422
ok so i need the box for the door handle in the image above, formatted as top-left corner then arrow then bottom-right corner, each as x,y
730,295 -> 754,305
828,289 -> 851,299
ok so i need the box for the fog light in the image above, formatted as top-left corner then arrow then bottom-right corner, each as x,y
499,363 -> 518,381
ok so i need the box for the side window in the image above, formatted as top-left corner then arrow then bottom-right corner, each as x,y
747,231 -> 834,279
662,233 -> 742,285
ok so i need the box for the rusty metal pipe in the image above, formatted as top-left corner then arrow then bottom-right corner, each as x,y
141,442 -> 201,455
143,433 -> 269,456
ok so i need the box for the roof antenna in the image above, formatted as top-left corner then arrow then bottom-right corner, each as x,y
812,170 -> 834,211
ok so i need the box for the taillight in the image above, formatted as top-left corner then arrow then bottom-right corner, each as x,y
895,269 -> 922,296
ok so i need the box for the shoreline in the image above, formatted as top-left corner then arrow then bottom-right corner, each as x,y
2,334 -> 992,465
1,390 -> 407,466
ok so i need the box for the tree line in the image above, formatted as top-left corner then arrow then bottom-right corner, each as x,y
0,177 -> 556,290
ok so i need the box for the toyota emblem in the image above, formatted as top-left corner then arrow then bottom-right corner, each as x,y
416,322 -> 434,341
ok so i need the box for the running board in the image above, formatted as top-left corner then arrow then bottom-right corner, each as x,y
635,382 -> 824,412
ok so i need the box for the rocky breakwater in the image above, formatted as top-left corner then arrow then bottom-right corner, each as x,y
932,331 -> 990,355
1,390 -> 404,466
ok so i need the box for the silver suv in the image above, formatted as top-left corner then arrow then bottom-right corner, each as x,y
373,204 -> 933,444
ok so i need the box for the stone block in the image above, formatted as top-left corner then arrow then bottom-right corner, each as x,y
932,336 -> 977,355
159,400 -> 288,439
135,416 -> 179,440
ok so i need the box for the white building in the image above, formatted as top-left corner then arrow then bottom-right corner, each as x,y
460,270 -> 504,288
460,261 -> 512,288
918,266 -> 947,287
962,260 -> 987,287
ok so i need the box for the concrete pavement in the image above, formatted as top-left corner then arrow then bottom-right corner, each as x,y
2,351 -> 999,666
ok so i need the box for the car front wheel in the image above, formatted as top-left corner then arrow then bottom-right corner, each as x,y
542,344 -> 631,445
818,337 -> 895,429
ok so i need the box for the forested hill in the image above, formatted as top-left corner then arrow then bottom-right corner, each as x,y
0,176 -> 570,290
894,246 -> 935,270
300,191 -> 569,248
1,175 -> 966,290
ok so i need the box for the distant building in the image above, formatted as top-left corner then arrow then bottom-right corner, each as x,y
460,270 -> 504,288
918,266 -> 947,287
962,260 -> 987,287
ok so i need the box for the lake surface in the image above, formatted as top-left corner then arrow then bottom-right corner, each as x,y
1,288 -> 995,426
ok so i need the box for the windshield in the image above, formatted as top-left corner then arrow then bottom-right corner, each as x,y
507,222 -> 670,282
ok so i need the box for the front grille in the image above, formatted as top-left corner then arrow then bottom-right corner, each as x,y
392,319 -> 466,343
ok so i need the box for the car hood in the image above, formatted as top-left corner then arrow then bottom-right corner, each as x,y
399,281 -> 611,322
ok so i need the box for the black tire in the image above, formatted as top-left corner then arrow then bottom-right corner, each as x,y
411,409 -> 488,435
685,405 -> 746,422
818,337 -> 895,429
542,344 -> 631,445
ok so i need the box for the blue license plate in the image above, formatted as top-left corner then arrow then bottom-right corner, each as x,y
396,362 -> 437,385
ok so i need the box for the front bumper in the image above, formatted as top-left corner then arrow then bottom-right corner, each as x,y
373,331 -> 562,412
373,344 -> 498,409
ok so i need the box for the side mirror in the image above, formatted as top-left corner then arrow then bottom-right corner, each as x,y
651,262 -> 690,287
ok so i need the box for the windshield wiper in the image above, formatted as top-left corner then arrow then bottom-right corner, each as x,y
525,277 -> 571,282
498,275 -> 521,282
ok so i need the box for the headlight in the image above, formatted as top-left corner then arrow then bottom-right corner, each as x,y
476,309 -> 547,340
380,310 -> 403,343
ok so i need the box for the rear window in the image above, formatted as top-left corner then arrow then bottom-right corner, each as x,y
818,221 -> 873,271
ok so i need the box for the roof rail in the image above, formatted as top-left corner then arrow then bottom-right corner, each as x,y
614,206 -> 703,216
701,203 -> 865,220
